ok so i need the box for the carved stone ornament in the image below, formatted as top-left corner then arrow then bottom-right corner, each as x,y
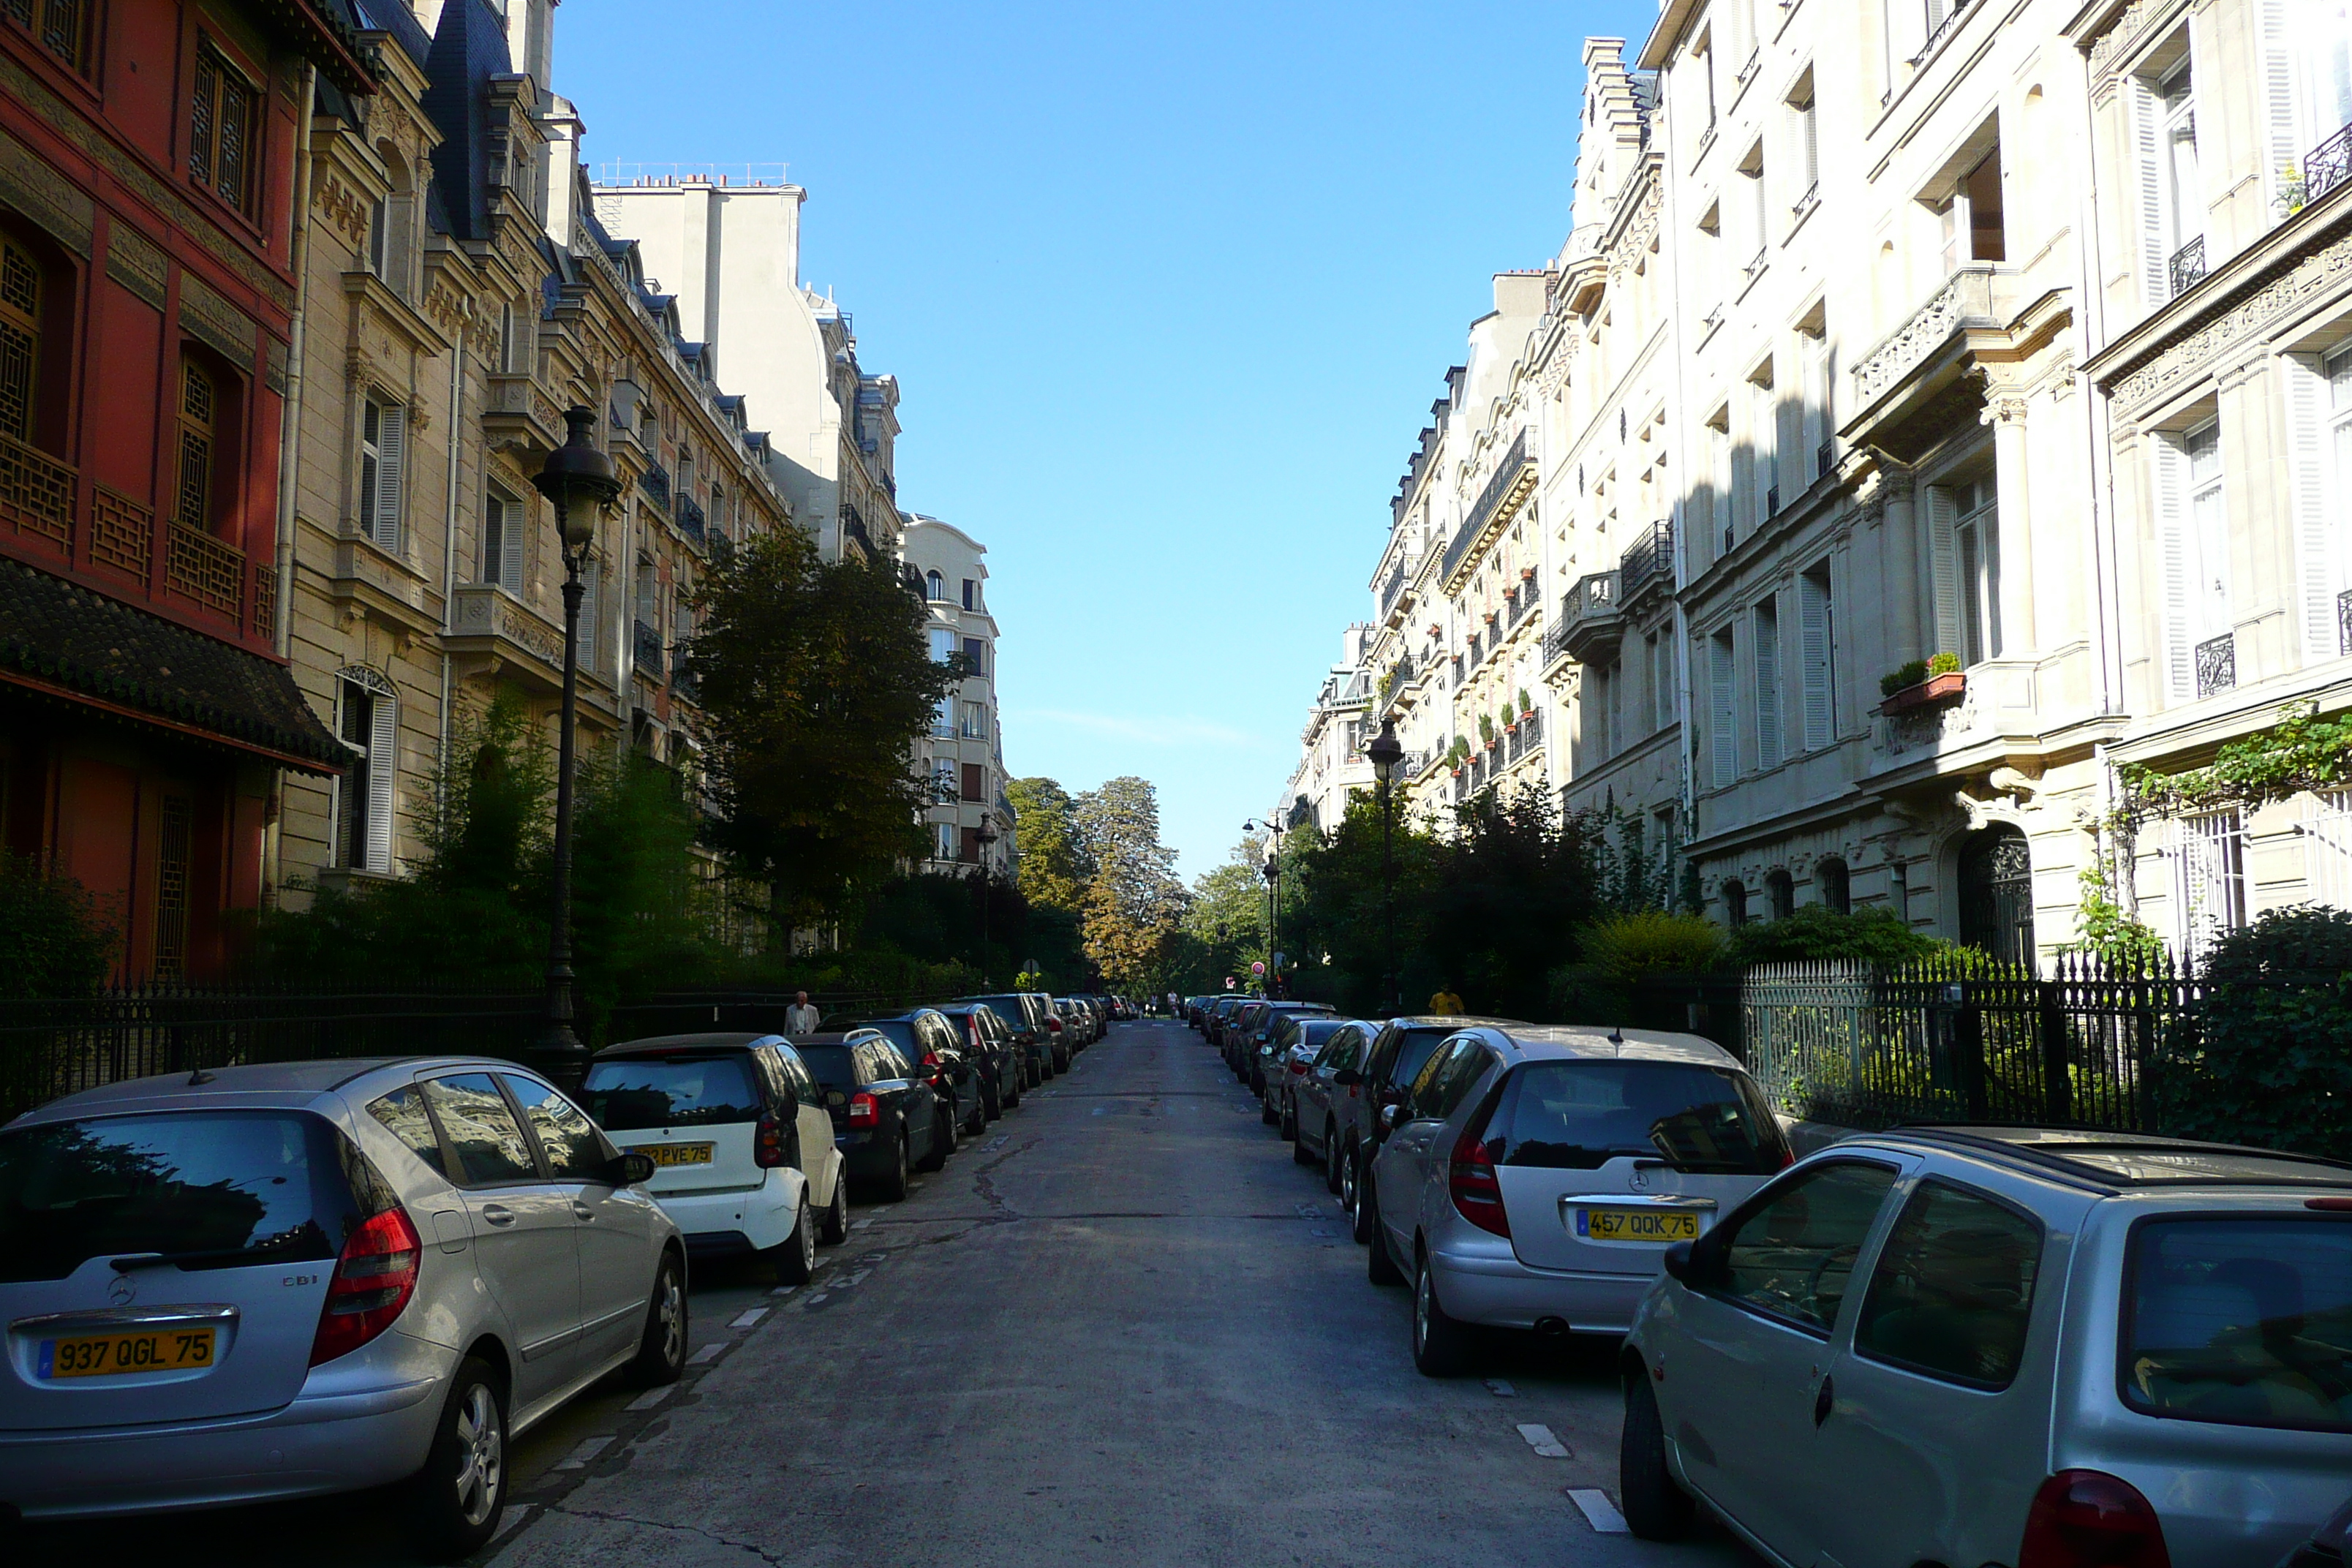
313,171 -> 370,246
103,226 -> 167,311
0,123 -> 94,256
2111,225 -> 2352,408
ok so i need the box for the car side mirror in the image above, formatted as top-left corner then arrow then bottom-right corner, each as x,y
1333,1068 -> 1362,1087
1258,1044 -> 1275,1057
1378,1103 -> 1402,1133
611,1151 -> 657,1186
1661,1240 -> 1695,1284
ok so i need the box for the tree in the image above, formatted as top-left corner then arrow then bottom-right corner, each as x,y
693,533 -> 960,932
1171,840 -> 1270,991
1006,777 -> 1093,912
1075,776 -> 1188,990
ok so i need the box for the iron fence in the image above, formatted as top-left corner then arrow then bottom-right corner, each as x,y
1738,954 -> 2191,1131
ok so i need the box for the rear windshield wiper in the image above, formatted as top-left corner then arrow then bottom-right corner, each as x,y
110,1237 -> 312,1271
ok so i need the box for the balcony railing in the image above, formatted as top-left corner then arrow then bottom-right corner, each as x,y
1379,556 -> 1421,619
2194,632 -> 2235,698
1552,570 -> 1623,666
2309,121 -> 2352,207
634,619 -> 666,681
166,520 -> 244,620
1620,519 -> 1674,600
671,647 -> 698,703
2339,587 -> 2352,656
1852,265 -> 2001,407
676,492 -> 707,547
0,430 -> 75,548
638,462 -> 671,510
2168,235 -> 2206,301
1910,0 -> 1978,67
1438,429 -> 1535,587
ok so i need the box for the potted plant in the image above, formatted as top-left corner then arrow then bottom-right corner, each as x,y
1879,651 -> 1966,715
1520,565 -> 1537,581
1479,714 -> 1496,747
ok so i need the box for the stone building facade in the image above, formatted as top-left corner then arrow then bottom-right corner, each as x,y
902,513 -> 1011,877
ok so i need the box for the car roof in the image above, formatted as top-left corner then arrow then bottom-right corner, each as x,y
1379,1014 -> 1529,1030
1468,1024 -> 1744,1069
592,1032 -> 785,1059
8,1054 -> 544,1126
1875,1124 -> 2352,1191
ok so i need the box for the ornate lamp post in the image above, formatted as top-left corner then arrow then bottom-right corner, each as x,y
1244,815 -> 1281,996
974,813 -> 999,986
529,407 -> 623,1086
1366,717 -> 1404,1017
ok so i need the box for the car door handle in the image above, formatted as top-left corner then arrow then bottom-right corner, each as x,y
573,1202 -> 595,1221
1813,1373 -> 1836,1427
480,1205 -> 516,1226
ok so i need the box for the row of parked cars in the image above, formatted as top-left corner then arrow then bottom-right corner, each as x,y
1184,992 -> 2352,1568
0,989 -> 1137,1558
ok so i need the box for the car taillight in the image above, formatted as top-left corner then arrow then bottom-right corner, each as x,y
2020,1471 -> 2172,1568
309,1205 -> 421,1366
1045,1017 -> 1063,1034
968,1022 -> 984,1053
755,1115 -> 789,1167
847,1093 -> 878,1128
1447,1093 -> 1510,1238
1289,1060 -> 1308,1075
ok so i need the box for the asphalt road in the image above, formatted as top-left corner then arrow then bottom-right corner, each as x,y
16,1019 -> 1763,1567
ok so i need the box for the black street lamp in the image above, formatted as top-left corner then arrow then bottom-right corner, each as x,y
1366,717 -> 1404,1018
974,813 -> 998,987
1244,815 -> 1282,997
529,406 -> 623,1087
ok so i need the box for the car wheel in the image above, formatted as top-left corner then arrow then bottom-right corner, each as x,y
1281,1097 -> 1300,1142
817,1170 -> 850,1245
981,1076 -> 1003,1121
403,1357 -> 506,1562
1260,1094 -> 1279,1126
965,1090 -> 988,1136
1323,1125 -> 1343,1192
1411,1253 -> 1476,1376
876,1132 -> 911,1202
1291,1112 -> 1316,1164
1620,1371 -> 1695,1540
1365,1180 -> 1404,1284
1003,1069 -> 1022,1109
1339,1142 -> 1362,1222
920,1107 -> 955,1172
773,1191 -> 817,1285
623,1249 -> 687,1387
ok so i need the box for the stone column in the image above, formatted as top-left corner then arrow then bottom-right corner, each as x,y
1880,467 -> 1921,667
1986,390 -> 2037,655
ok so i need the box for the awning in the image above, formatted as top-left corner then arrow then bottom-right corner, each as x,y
0,557 -> 344,774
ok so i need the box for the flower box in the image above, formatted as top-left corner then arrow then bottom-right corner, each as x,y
1878,671 -> 1965,716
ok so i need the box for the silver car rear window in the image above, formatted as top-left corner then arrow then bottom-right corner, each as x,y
581,1055 -> 765,1131
0,1111 -> 374,1282
1488,1060 -> 1790,1173
2122,1216 -> 2352,1433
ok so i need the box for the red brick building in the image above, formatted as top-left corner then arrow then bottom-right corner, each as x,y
0,1 -> 368,979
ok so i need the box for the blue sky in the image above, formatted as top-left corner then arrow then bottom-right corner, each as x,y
559,0 -> 1650,879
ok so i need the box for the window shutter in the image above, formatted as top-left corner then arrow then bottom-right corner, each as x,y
2155,436 -> 2195,699
1709,633 -> 1737,788
2286,355 -> 2336,659
2265,0 -> 2302,214
1926,484 -> 1961,657
1754,603 -> 1782,770
1799,573 -> 1833,750
372,404 -> 405,550
2136,78 -> 2169,309
578,556 -> 600,671
366,693 -> 397,873
500,498 -> 523,592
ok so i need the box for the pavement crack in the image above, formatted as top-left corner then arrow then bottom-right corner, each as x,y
541,1503 -> 790,1565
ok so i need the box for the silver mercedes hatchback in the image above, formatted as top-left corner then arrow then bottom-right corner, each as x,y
1362,1024 -> 1790,1376
0,1057 -> 686,1559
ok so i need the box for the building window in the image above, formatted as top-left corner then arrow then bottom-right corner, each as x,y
1790,73 -> 1820,207
1801,314 -> 1832,480
7,1 -> 91,74
962,636 -> 987,676
366,198 -> 389,279
1799,564 -> 1835,750
932,758 -> 956,802
929,626 -> 956,663
925,568 -> 946,600
1939,146 -> 2006,271
483,489 -> 524,592
1927,475 -> 2000,666
2302,3 -> 2352,155
1708,627 -> 1738,788
0,238 -> 41,445
358,398 -> 406,551
933,696 -> 955,739
2175,808 -> 2247,961
338,671 -> 397,874
960,701 -> 987,739
2156,421 -> 2231,698
935,821 -> 954,861
1646,631 -> 1668,733
153,792 -> 192,980
962,578 -> 979,611
578,555 -> 601,673
190,43 -> 260,218
1723,878 -> 1749,927
1754,595 -> 1782,770
1818,856 -> 1852,915
176,361 -> 218,532
1709,408 -> 1734,556
961,761 -> 984,803
1766,868 -> 1795,920
1749,368 -> 1777,524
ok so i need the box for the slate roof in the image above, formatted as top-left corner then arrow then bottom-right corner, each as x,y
351,0 -> 433,70
0,559 -> 345,773
420,0 -> 514,242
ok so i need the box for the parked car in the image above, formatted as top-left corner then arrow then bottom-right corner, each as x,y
1223,1000 -> 1273,1076
791,1032 -> 948,1202
957,993 -> 1057,1084
1240,1002 -> 1335,1095
1619,1125 -> 2352,1568
1206,995 -> 1247,1048
1264,1016 -> 1367,1147
1292,1019 -> 1377,1188
831,1009 -> 992,1132
1054,998 -> 1095,1048
582,1033 -> 851,1277
1335,1014 -> 1526,1242
1364,1025 -> 1790,1377
2278,1493 -> 2352,1568
932,1001 -> 1025,1112
0,1058 -> 685,1558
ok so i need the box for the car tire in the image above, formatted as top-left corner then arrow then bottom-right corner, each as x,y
1280,1098 -> 1299,1142
773,1191 -> 817,1285
964,1090 -> 988,1136
921,1107 -> 955,1171
1292,1114 -> 1316,1164
876,1132 -> 911,1202
817,1169 -> 850,1245
1341,1144 -> 1365,1228
1003,1070 -> 1022,1109
1323,1125 -> 1343,1193
403,1357 -> 507,1563
1411,1253 -> 1476,1377
623,1250 -> 688,1387
981,1076 -> 1003,1121
1620,1372 -> 1695,1540
1365,1181 -> 1404,1284
1260,1096 -> 1279,1126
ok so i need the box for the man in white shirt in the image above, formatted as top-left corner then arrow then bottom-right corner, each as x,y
783,991 -> 820,1034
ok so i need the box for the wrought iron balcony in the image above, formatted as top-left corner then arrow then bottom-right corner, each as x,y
1438,429 -> 1537,589
1379,556 -> 1421,621
1553,569 -> 1624,666
1620,519 -> 1674,603
2168,235 -> 2206,301
638,462 -> 671,510
2307,121 -> 2352,207
2339,587 -> 2352,656
634,619 -> 666,681
2194,632 -> 2234,698
671,647 -> 699,703
676,492 -> 707,547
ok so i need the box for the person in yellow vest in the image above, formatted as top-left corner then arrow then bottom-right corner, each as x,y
1428,985 -> 1464,1017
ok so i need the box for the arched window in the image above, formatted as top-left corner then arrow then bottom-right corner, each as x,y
1722,878 -> 1749,927
1817,856 -> 1851,916
1766,868 -> 1795,921
1959,825 -> 2035,970
336,666 -> 398,875
926,568 -> 946,601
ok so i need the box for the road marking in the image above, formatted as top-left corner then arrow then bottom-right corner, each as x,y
1308,1228 -> 1334,1238
687,1343 -> 726,1365
1517,1422 -> 1572,1458
730,1308 -> 769,1328
552,1436 -> 614,1471
492,1506 -> 535,1541
625,1387 -> 674,1412
770,1285 -> 798,1299
850,1218 -> 871,1231
841,1269 -> 870,1286
1485,1378 -> 1517,1397
1567,1489 -> 1631,1534
804,1292 -> 829,1307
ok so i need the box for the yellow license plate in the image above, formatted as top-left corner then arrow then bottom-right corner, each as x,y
41,1326 -> 216,1380
633,1142 -> 713,1167
1580,1207 -> 1703,1243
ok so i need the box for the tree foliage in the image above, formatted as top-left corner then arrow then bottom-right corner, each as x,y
0,853 -> 118,998
693,532 -> 958,929
2155,907 -> 2352,1154
1006,777 -> 1093,912
1077,776 -> 1189,990
1724,905 -> 1942,968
